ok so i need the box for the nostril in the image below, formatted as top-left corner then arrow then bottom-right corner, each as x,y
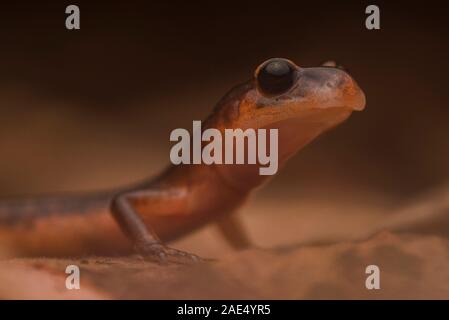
326,81 -> 339,89
330,73 -> 350,89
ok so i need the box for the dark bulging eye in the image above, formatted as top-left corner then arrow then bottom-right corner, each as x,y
256,58 -> 297,96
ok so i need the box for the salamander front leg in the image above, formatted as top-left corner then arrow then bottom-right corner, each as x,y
111,193 -> 201,264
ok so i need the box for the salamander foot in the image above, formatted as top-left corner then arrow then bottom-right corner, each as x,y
136,242 -> 202,265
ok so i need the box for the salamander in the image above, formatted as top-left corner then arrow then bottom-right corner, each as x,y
0,58 -> 366,263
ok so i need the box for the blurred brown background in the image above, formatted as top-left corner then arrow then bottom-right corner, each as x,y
0,0 -> 448,204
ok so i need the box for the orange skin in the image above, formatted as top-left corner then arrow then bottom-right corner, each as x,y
0,59 -> 365,262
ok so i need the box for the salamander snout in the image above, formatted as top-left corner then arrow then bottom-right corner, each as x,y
296,67 -> 366,111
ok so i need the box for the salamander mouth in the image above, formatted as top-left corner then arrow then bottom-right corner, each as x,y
287,107 -> 353,126
258,107 -> 353,133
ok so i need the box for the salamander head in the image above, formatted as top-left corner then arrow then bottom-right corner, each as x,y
232,58 -> 366,161
233,57 -> 365,128
212,57 -> 366,190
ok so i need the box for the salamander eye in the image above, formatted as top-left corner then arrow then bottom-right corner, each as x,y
256,58 -> 297,97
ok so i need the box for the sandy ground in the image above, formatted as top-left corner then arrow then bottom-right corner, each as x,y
1,187 -> 449,300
